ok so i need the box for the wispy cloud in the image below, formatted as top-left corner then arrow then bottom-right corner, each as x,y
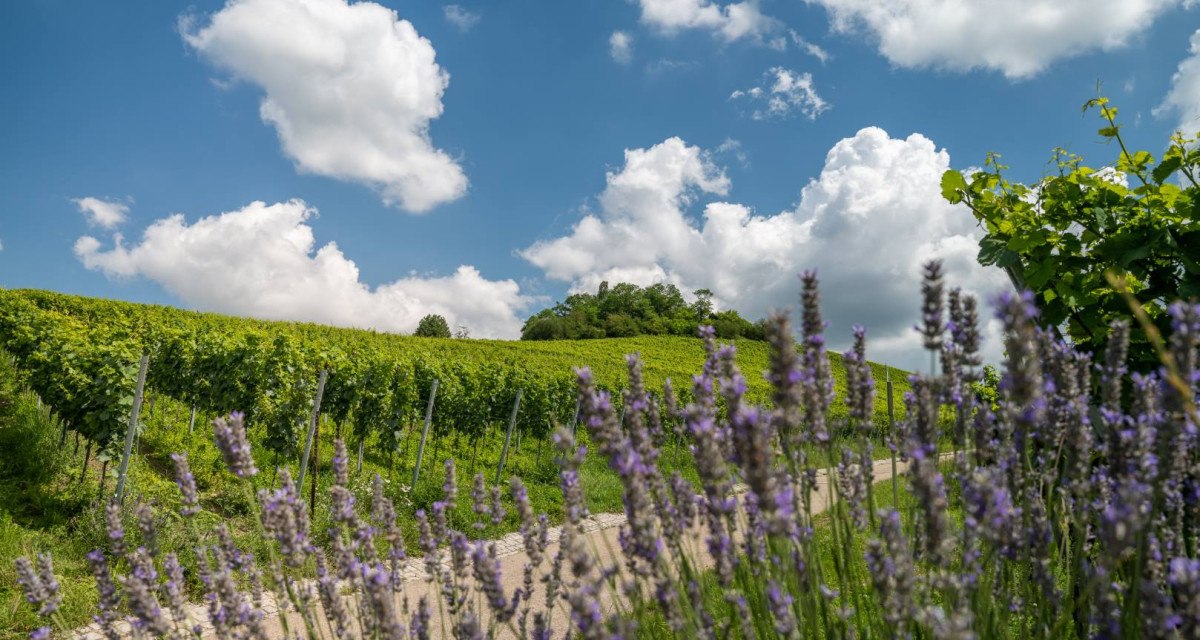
610,31 -> 634,64
443,5 -> 480,32
73,196 -> 130,229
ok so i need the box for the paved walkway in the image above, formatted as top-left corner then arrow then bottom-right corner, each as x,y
71,457 -> 919,640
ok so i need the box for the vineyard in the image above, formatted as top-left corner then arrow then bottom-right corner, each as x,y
0,288 -> 904,478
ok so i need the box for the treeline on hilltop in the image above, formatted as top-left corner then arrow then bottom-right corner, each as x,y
521,281 -> 764,341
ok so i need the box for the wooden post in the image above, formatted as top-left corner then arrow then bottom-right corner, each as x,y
297,370 -> 328,493
79,440 -> 92,483
887,367 -> 898,507
357,437 -> 365,474
114,355 -> 150,504
310,418 -> 319,516
412,379 -> 439,487
98,460 -> 107,502
570,396 -> 581,438
496,389 -> 522,484
188,405 -> 197,434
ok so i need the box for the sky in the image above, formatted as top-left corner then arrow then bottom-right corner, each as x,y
2,0 -> 1199,370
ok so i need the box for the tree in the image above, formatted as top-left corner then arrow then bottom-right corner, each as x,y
520,281 -> 762,341
691,289 -> 714,321
414,314 -> 452,338
942,96 -> 1200,370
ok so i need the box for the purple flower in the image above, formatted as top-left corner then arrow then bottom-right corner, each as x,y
171,452 -> 200,517
257,468 -> 312,567
86,550 -> 120,640
443,458 -> 457,503
471,472 -> 490,529
865,510 -> 917,629
29,627 -> 49,640
212,412 -> 258,478
135,502 -> 158,557
14,553 -> 59,616
332,438 -> 349,487
104,500 -> 124,556
473,541 -> 519,622
918,259 -> 945,353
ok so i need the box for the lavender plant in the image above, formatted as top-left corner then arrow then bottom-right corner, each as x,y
13,263 -> 1200,639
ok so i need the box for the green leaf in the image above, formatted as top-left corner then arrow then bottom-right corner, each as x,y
1152,156 -> 1182,185
1119,244 -> 1151,267
1098,126 -> 1120,138
940,170 -> 968,203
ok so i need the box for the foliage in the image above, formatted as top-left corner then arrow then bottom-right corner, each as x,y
942,96 -> 1200,370
521,280 -> 765,341
414,314 -> 452,338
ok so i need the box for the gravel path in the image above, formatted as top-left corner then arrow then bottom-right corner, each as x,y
70,457 -> 918,640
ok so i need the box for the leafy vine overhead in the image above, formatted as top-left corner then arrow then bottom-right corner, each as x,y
942,97 -> 1200,370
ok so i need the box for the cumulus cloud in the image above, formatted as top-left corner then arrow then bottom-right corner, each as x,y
807,0 -> 1184,78
181,0 -> 467,213
636,0 -> 782,44
75,200 -> 528,338
521,131 -> 1009,368
443,5 -> 480,32
73,197 -> 130,229
610,31 -> 634,64
730,68 -> 829,120
1157,29 -> 1200,136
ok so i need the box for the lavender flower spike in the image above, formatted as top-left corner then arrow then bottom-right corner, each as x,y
171,452 -> 201,517
212,411 -> 258,478
105,500 -> 124,556
14,553 -> 60,616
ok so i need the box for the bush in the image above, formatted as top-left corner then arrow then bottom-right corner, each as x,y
414,314 -> 452,338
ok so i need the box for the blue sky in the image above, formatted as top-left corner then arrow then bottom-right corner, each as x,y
2,0 -> 1198,368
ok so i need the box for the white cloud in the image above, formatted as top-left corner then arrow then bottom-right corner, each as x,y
645,58 -> 701,75
789,30 -> 830,63
636,0 -> 781,44
443,5 -> 481,32
521,131 -> 1009,369
715,138 -> 749,167
807,0 -> 1184,78
730,67 -> 829,120
181,0 -> 467,213
73,197 -> 130,229
610,31 -> 634,64
75,200 -> 528,338
1157,29 -> 1200,136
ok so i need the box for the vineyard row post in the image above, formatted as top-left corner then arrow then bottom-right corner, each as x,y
297,369 -> 328,493
412,378 -> 439,487
886,366 -> 898,507
570,396 -> 580,439
114,354 -> 150,504
496,388 -> 522,484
